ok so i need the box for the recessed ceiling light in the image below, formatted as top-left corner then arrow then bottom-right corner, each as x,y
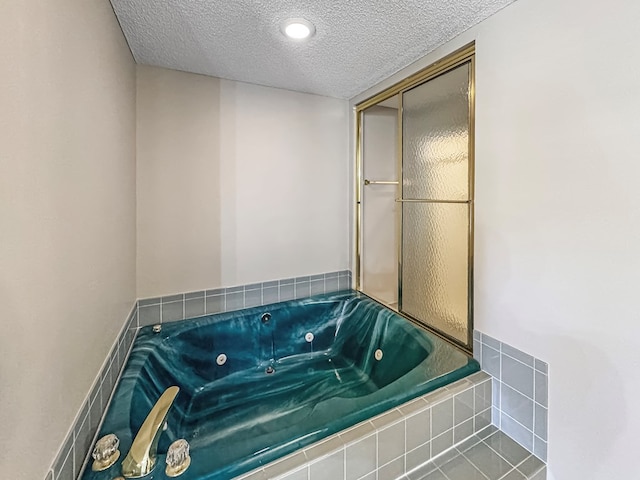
281,18 -> 315,40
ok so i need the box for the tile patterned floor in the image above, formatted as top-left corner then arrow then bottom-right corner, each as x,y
400,426 -> 546,480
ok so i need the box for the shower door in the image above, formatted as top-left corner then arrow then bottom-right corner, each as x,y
357,44 -> 474,352
399,61 -> 473,349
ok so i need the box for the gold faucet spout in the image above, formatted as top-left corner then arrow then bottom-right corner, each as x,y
122,386 -> 180,478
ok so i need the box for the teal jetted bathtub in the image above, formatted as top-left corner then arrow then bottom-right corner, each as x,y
82,291 -> 479,480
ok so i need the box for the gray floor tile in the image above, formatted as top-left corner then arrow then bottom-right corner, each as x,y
402,427 -> 545,480
421,461 -> 440,474
432,447 -> 459,467
501,469 -> 527,480
483,431 -> 530,467
530,466 -> 546,480
463,441 -> 512,479
455,434 -> 483,453
476,425 -> 499,439
516,455 -> 545,477
418,469 -> 448,480
439,455 -> 487,480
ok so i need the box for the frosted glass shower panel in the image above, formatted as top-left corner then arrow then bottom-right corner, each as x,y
361,104 -> 399,306
402,62 -> 470,201
401,202 -> 469,344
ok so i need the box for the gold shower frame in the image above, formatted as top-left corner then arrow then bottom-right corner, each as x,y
354,42 -> 475,353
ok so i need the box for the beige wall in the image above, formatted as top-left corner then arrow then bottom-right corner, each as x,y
0,1 -> 136,479
136,66 -> 222,297
352,0 -> 640,478
137,68 -> 350,298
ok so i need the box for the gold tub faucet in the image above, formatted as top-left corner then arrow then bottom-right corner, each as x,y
121,386 -> 180,478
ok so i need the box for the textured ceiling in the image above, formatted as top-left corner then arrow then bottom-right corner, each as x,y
111,0 -> 516,99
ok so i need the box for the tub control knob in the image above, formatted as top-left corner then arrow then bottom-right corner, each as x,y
216,353 -> 227,365
165,439 -> 191,477
305,332 -> 314,343
374,349 -> 384,361
261,313 -> 271,324
91,433 -> 120,471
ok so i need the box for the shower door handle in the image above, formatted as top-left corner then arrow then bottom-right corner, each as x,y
364,179 -> 399,185
395,198 -> 472,203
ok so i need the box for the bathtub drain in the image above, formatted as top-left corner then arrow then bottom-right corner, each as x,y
265,366 -> 275,374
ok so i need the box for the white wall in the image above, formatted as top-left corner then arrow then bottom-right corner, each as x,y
0,1 -> 136,479
352,0 -> 640,477
137,67 -> 350,298
219,80 -> 350,286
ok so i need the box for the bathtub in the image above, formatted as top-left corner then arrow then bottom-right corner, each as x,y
82,291 -> 479,480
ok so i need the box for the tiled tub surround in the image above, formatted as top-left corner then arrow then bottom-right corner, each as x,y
44,270 -> 352,480
138,270 -> 353,326
235,371 -> 493,480
82,291 -> 479,480
473,331 -> 549,462
45,305 -> 139,480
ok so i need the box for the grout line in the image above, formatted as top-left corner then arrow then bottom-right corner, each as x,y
500,410 -> 535,438
495,467 -> 519,480
458,449 -> 491,480
499,349 -> 537,370
511,454 -> 534,473
480,436 -> 520,469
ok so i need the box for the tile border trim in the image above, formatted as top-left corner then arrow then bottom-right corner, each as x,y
136,270 -> 353,327
473,330 -> 549,462
45,303 -> 138,480
236,372 -> 492,480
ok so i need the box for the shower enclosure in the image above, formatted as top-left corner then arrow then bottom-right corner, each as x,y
355,44 -> 475,352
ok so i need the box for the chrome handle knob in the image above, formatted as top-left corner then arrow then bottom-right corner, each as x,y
165,439 -> 191,477
91,433 -> 120,471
